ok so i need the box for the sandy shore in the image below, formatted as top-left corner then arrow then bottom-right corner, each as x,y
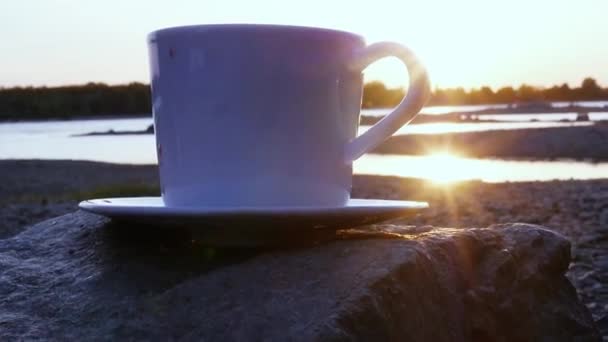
0,160 -> 157,237
375,122 -> 608,161
1,159 -> 606,333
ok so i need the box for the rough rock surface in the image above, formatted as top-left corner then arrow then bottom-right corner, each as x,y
0,211 -> 599,340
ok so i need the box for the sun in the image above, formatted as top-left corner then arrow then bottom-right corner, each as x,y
422,151 -> 472,184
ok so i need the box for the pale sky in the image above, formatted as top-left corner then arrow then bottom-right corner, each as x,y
1,0 -> 606,89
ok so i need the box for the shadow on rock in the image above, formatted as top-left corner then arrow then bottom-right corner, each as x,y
95,217 -> 349,294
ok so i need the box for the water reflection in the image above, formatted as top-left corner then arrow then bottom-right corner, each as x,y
364,105 -> 509,116
354,153 -> 608,183
9,135 -> 156,164
360,121 -> 592,135
2,116 -> 608,183
478,112 -> 608,122
365,102 -> 608,117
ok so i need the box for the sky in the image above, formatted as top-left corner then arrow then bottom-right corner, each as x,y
1,0 -> 606,90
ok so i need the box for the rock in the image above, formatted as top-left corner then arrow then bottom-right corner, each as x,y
597,315 -> 608,338
577,111 -> 590,122
600,209 -> 608,227
0,212 -> 599,340
72,126 -> 154,137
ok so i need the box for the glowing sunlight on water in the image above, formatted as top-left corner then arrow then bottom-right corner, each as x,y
359,121 -> 592,136
2,118 -> 608,183
353,152 -> 608,184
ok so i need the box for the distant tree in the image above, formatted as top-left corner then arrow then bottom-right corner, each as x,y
436,87 -> 467,105
579,77 -> 602,100
516,85 -> 541,102
469,86 -> 495,104
545,83 -> 572,102
362,82 -> 404,108
581,78 -> 600,92
479,87 -> 494,101
2,77 -> 608,120
430,87 -> 447,105
362,82 -> 387,108
495,87 -> 517,103
0,82 -> 151,120
558,83 -> 573,102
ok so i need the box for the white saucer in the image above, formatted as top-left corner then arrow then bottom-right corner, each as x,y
79,197 -> 428,230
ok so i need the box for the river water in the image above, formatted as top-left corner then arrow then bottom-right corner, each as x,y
2,107 -> 608,183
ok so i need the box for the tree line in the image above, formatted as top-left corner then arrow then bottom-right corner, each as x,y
0,78 -> 607,120
363,77 -> 608,108
0,82 -> 150,120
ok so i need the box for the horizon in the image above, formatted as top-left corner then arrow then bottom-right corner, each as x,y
0,77 -> 606,92
1,0 -> 607,89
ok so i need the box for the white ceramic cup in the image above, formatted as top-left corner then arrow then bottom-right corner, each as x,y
148,24 -> 430,207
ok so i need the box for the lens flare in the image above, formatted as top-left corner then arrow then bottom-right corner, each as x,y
421,151 -> 471,184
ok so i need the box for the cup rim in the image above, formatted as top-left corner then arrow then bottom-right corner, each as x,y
147,24 -> 364,42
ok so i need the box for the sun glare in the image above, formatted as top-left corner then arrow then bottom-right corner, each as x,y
353,150 -> 478,185
421,151 -> 471,185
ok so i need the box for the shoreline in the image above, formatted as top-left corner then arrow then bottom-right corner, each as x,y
374,123 -> 608,161
9,114 -> 603,162
2,159 -> 607,225
3,151 -> 608,175
2,101 -> 607,123
4,122 -> 608,163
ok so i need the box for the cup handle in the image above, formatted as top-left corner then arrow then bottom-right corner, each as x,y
345,42 -> 431,162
